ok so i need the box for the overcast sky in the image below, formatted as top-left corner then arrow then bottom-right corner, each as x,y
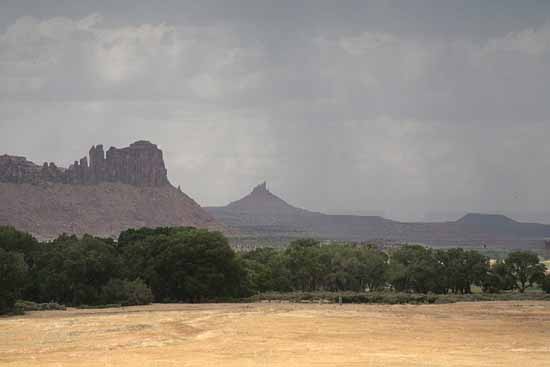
1,0 -> 550,222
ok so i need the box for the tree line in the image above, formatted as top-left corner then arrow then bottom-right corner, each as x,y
1,226 -> 549,314
242,238 -> 549,295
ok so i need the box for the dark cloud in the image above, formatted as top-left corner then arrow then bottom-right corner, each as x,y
1,1 -> 550,222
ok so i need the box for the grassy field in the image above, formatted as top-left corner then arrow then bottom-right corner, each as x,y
1,302 -> 550,366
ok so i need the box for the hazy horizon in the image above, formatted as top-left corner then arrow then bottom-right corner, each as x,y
1,0 -> 550,223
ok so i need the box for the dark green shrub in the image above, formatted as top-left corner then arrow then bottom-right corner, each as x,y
0,248 -> 28,314
101,278 -> 154,306
77,304 -> 122,309
542,274 -> 550,294
15,300 -> 66,312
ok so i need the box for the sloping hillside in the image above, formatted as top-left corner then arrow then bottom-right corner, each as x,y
0,141 -> 219,240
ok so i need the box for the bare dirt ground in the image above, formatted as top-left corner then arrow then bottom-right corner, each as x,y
1,301 -> 549,367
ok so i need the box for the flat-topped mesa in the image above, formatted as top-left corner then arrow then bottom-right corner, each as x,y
0,141 -> 170,187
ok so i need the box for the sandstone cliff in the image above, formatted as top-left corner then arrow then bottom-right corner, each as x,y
0,141 -> 219,240
0,140 -> 169,186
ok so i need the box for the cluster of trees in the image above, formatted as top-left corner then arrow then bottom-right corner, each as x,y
1,226 -> 549,314
243,239 -> 550,295
241,239 -> 388,293
0,226 -> 244,314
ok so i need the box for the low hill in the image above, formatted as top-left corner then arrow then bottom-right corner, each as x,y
0,141 -> 219,240
207,183 -> 550,248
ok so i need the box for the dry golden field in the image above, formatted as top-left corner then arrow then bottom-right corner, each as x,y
1,302 -> 550,367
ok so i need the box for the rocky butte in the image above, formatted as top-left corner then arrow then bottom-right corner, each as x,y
0,141 -> 219,240
0,140 -> 169,186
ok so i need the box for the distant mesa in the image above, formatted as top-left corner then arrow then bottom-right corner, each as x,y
0,141 -> 219,240
456,213 -> 517,226
207,182 -> 550,249
0,140 -> 169,187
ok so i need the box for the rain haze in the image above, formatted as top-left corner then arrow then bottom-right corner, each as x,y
1,0 -> 550,223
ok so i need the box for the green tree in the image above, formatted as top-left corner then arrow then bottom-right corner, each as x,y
32,235 -> 122,305
387,245 -> 443,293
242,247 -> 292,291
321,245 -> 361,291
285,239 -> 322,291
0,226 -> 39,265
356,246 -> 389,291
0,248 -> 28,314
435,248 -> 489,294
482,260 -> 515,293
118,227 -> 195,249
240,258 -> 272,294
119,227 -> 245,302
320,245 -> 388,292
505,251 -> 546,293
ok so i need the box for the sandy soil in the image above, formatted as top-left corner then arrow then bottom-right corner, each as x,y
1,301 -> 549,366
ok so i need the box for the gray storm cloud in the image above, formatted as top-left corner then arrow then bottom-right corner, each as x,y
1,0 -> 550,222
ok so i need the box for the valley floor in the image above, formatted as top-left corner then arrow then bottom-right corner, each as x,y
1,302 -> 549,366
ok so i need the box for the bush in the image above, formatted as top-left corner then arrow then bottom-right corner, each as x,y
542,274 -> 550,294
246,291 -> 550,305
101,278 -> 154,306
15,300 -> 66,312
77,304 -> 122,309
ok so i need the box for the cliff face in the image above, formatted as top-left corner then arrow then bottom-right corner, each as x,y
0,141 -> 220,240
0,140 -> 169,186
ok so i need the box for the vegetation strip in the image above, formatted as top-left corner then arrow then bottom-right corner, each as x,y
1,226 -> 550,315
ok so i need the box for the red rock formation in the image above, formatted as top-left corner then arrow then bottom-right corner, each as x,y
0,141 -> 169,187
0,155 -> 41,183
103,141 -> 168,186
0,141 -> 221,240
89,144 -> 106,183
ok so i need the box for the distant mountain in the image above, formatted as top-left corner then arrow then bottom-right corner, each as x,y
208,183 -> 317,227
457,213 -> 517,227
226,182 -> 311,214
0,141 -> 220,240
207,183 -> 550,248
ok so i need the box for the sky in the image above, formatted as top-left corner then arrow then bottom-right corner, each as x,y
1,0 -> 550,222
